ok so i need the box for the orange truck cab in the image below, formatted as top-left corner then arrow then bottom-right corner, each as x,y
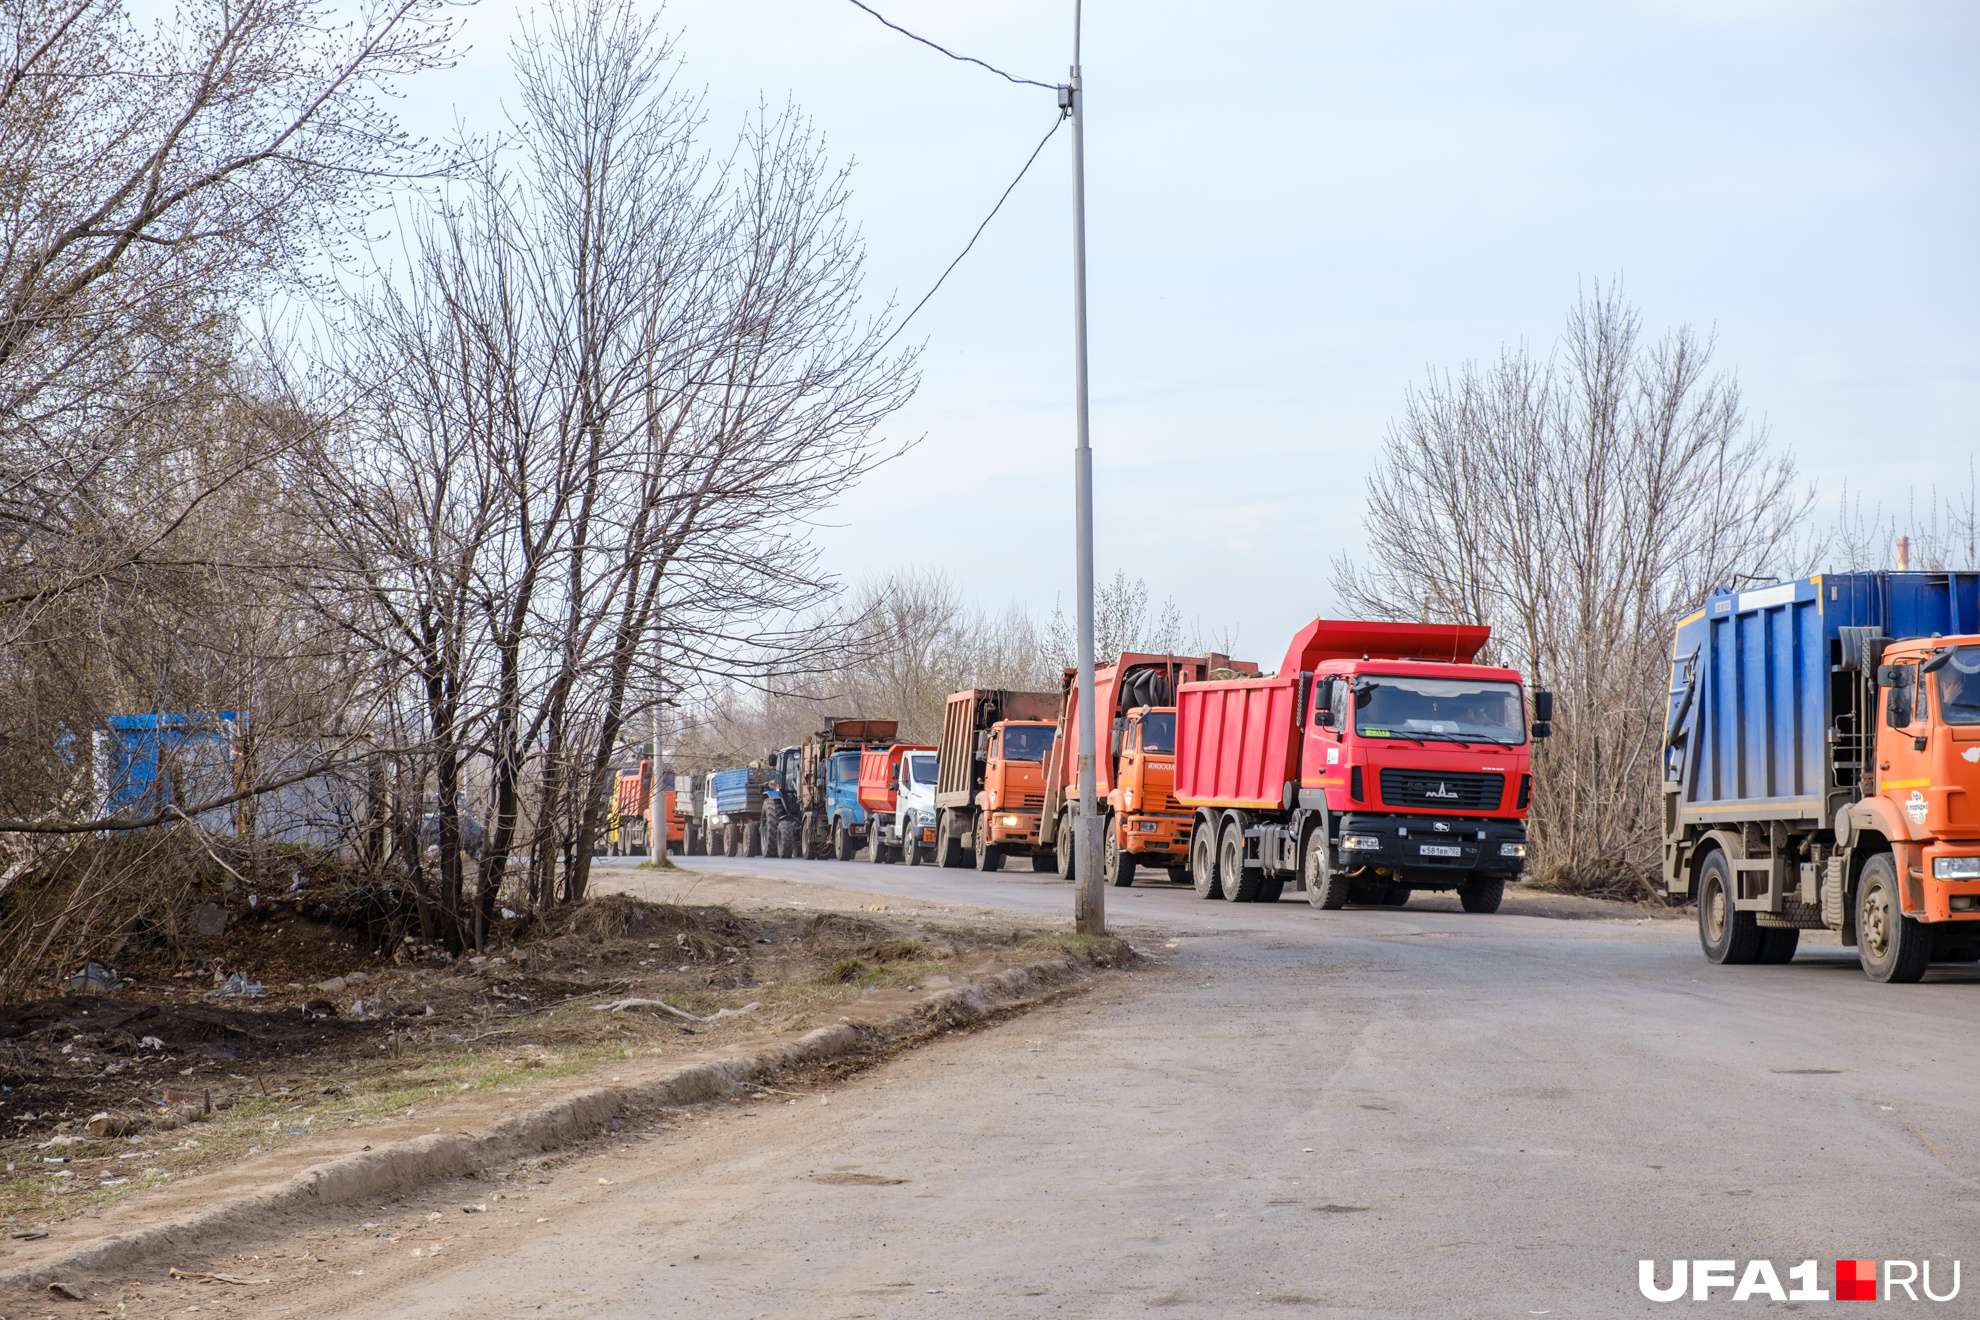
1175,619 -> 1543,910
932,688 -> 1063,872
1040,653 -> 1259,887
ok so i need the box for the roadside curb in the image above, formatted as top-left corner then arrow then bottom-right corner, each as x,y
0,954 -> 1099,1290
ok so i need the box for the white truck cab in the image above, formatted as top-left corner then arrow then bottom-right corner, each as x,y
894,748 -> 939,865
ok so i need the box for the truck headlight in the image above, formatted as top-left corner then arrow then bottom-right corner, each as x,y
1002,815 -> 1020,827
1934,856 -> 1980,880
1341,834 -> 1382,852
1499,842 -> 1527,858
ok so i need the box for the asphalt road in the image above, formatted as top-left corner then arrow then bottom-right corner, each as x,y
127,857 -> 1980,1317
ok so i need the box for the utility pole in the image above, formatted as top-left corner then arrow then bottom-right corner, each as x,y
1062,0 -> 1103,936
648,668 -> 665,863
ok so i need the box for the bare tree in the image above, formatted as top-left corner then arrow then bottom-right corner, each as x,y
1335,287 -> 1814,897
312,0 -> 917,945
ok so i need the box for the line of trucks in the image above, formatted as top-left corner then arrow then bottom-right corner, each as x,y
613,570 -> 1980,985
622,618 -> 1546,913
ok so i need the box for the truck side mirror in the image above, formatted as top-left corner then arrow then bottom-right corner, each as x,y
1533,690 -> 1554,722
1531,721 -> 1552,739
1312,678 -> 1336,728
1920,648 -> 1954,675
974,731 -> 990,759
1110,717 -> 1124,757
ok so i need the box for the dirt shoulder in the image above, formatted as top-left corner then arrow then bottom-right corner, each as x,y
0,880 -> 1113,1250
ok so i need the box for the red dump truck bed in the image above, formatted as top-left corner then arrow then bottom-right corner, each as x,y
858,744 -> 934,814
1173,674 -> 1304,809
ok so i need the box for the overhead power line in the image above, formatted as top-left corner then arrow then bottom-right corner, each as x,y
843,0 -> 1058,90
880,111 -> 1066,352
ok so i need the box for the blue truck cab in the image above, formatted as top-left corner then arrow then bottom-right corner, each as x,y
794,718 -> 899,860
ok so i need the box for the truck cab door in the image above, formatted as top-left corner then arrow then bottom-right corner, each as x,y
1117,717 -> 1140,811
1301,676 -> 1345,796
983,729 -> 1003,810
1878,661 -> 1930,826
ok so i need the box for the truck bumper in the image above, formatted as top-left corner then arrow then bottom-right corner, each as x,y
985,811 -> 1043,849
1125,813 -> 1190,857
1335,813 -> 1527,879
1923,844 -> 1980,921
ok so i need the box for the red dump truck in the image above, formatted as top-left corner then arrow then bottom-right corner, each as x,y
933,688 -> 1063,871
1175,618 -> 1546,909
1040,652 -> 1259,887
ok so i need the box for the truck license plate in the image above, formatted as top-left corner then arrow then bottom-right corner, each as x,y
1419,844 -> 1461,858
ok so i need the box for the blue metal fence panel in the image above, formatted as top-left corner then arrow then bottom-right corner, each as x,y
94,712 -> 239,821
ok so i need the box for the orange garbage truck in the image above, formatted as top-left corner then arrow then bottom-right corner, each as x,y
1039,653 -> 1260,887
1174,618 -> 1544,909
932,688 -> 1063,871
1661,570 -> 1980,982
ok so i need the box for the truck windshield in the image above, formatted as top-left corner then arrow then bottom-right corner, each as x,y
907,753 -> 937,785
1001,725 -> 1056,761
1139,712 -> 1175,754
1938,647 -> 1980,725
1353,675 -> 1526,744
831,751 -> 860,782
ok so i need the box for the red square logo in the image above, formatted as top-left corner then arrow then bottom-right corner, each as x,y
1837,1259 -> 1878,1301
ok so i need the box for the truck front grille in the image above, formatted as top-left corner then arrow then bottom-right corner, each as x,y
1019,794 -> 1044,810
1378,769 -> 1504,811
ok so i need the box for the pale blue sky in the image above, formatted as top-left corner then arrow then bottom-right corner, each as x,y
404,0 -> 1979,654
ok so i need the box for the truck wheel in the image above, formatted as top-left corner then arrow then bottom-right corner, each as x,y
1166,866 -> 1191,885
1381,886 -> 1409,907
1303,830 -> 1349,909
1697,850 -> 1761,965
935,812 -> 965,868
1757,927 -> 1800,963
799,812 -> 819,860
973,824 -> 1003,872
1054,812 -> 1076,877
1104,817 -> 1136,887
867,826 -> 886,864
833,820 -> 855,862
904,827 -> 923,867
1191,825 -> 1222,899
1458,875 -> 1504,913
1218,819 -> 1261,901
1857,853 -> 1930,983
745,822 -> 762,857
1254,878 -> 1284,903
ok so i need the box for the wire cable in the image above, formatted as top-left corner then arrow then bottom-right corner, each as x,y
843,0 -> 1059,90
879,111 -> 1065,352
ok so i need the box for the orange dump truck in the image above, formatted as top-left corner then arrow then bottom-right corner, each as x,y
610,760 -> 681,857
1040,653 -> 1259,887
1175,619 -> 1543,908
932,688 -> 1062,871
